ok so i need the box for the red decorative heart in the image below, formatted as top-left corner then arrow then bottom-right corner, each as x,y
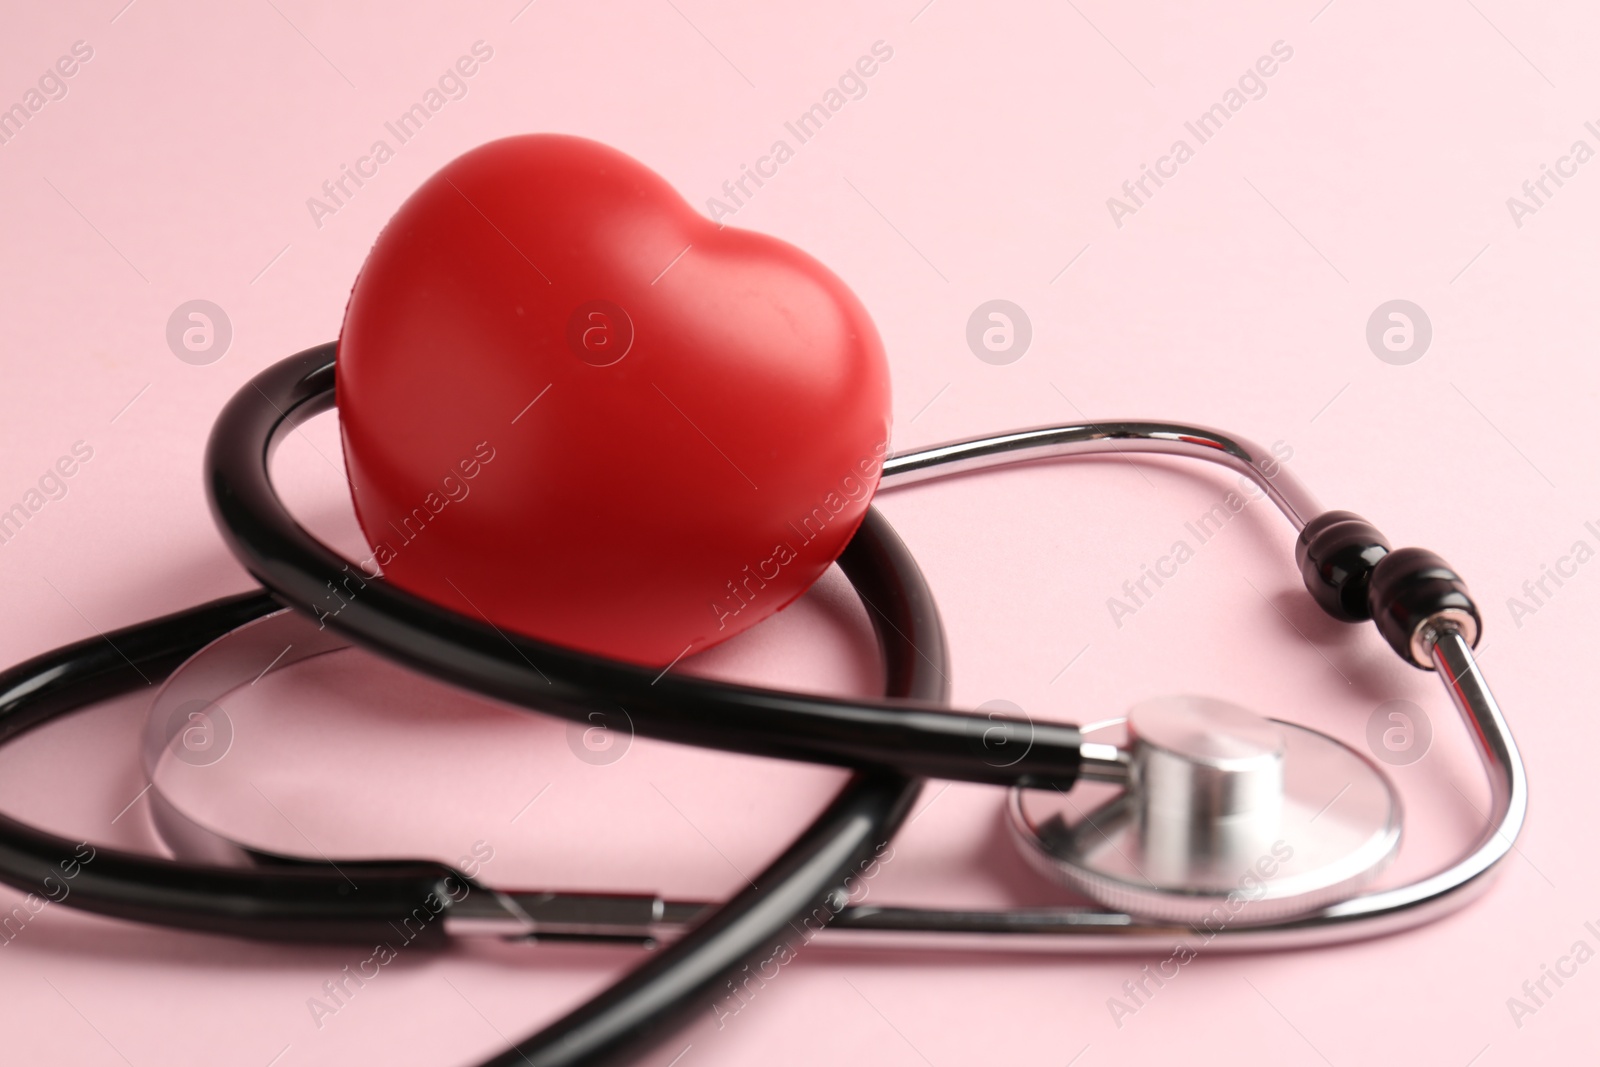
337,135 -> 891,666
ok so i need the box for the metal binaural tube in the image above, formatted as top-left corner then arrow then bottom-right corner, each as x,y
815,429 -> 1519,950
863,428 -> 1521,950
880,421 -> 1321,530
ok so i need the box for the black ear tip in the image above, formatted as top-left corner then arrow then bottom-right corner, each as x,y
1296,511 -> 1390,622
1367,547 -> 1481,668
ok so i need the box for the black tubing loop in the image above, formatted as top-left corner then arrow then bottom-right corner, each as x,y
0,340 -> 962,1066
199,347 -> 963,1064
205,344 -> 1083,790
478,406 -> 947,1067
487,769 -> 921,1067
0,592 -> 471,944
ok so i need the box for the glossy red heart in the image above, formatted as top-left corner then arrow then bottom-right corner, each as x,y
336,135 -> 891,666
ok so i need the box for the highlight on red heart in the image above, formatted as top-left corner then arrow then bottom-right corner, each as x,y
337,134 -> 892,665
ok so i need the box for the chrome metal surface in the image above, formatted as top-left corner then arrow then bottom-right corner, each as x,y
1076,741 -> 1131,783
444,890 -> 705,942
1130,696 -> 1287,827
1009,703 -> 1401,924
1412,608 -> 1479,669
879,421 -> 1321,530
143,609 -> 350,867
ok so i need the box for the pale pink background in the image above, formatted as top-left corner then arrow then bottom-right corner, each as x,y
0,1 -> 1594,1064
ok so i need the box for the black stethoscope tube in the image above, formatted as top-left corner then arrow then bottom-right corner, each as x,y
510,770 -> 921,1067
0,566 -> 930,1067
497,486 -> 949,1067
195,343 -> 994,1064
0,346 -> 959,1065
207,344 -> 1087,789
0,591 -> 471,943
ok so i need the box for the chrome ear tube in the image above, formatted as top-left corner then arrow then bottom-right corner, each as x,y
822,423 -> 1525,951
822,423 -> 1524,951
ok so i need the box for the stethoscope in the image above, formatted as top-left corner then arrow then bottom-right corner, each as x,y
0,342 -> 1524,1067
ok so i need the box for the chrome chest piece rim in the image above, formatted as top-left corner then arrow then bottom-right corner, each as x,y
1008,696 -> 1402,925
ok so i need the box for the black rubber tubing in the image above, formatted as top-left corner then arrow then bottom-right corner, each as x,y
0,518 -> 937,1063
0,590 -> 470,944
200,345 -> 966,1064
0,481 -> 943,950
206,344 -> 1083,790
0,352 -> 952,1067
480,502 -> 946,1066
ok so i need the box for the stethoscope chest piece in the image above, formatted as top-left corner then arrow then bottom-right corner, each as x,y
1009,695 -> 1401,925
